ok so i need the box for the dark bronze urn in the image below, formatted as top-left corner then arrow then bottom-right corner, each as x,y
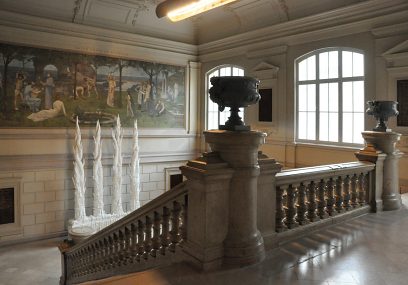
209,76 -> 260,131
366,100 -> 399,132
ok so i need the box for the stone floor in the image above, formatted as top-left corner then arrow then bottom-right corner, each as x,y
1,194 -> 408,285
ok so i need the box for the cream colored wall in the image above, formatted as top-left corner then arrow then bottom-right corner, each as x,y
198,9 -> 408,188
0,13 -> 201,244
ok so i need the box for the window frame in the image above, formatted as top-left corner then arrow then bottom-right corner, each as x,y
205,64 -> 245,130
295,47 -> 365,147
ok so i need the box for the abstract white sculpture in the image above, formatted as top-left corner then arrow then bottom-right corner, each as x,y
69,115 -> 143,242
130,120 -> 141,211
111,115 -> 124,215
72,117 -> 86,221
93,120 -> 104,217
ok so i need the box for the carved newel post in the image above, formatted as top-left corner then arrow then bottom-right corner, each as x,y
360,101 -> 402,210
206,76 -> 265,265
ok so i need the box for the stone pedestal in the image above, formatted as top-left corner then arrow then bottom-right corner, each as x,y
360,131 -> 403,211
257,153 -> 282,249
180,152 -> 234,271
204,130 -> 266,265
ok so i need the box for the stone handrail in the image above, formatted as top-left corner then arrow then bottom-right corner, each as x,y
60,181 -> 188,285
274,161 -> 375,232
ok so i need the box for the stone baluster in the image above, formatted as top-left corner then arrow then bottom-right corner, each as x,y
160,207 -> 171,255
118,230 -> 126,266
113,232 -> 120,267
276,186 -> 287,232
350,174 -> 358,208
317,179 -> 328,219
284,185 -> 298,229
124,226 -> 132,264
326,178 -> 335,216
306,181 -> 319,222
335,176 -> 343,213
296,183 -> 308,225
343,175 -> 351,210
151,211 -> 161,257
181,196 -> 188,242
358,173 -> 367,206
130,223 -> 138,263
137,220 -> 145,262
143,216 -> 153,260
169,201 -> 181,252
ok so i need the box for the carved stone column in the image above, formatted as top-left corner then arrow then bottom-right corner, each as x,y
180,152 -> 234,271
359,131 -> 403,211
204,130 -> 266,265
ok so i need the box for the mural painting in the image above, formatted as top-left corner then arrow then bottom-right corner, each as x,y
0,43 -> 186,128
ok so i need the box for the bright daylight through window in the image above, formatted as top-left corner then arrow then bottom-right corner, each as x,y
296,48 -> 365,145
206,65 -> 244,130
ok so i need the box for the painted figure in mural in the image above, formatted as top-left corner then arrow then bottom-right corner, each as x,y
173,82 -> 179,102
138,81 -> 151,111
23,82 -> 42,112
107,74 -> 116,107
154,100 -> 165,116
14,71 -> 26,110
126,91 -> 134,118
84,77 -> 99,98
27,99 -> 67,122
42,73 -> 55,110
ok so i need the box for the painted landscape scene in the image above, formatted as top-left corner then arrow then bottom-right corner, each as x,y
0,43 -> 186,128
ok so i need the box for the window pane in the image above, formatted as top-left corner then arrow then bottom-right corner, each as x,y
342,51 -> 353,77
298,59 -> 307,81
320,83 -> 328,112
319,52 -> 328,80
329,113 -> 338,142
353,52 -> 364,77
353,113 -> 364,143
307,112 -> 316,140
307,55 -> 316,80
320,112 -> 328,141
343,113 -> 353,143
329,83 -> 338,112
307,84 -> 316,111
342,82 -> 353,112
329,51 -> 338,78
220,109 -> 228,125
233,67 -> 240,76
353,81 -> 364,112
298,112 -> 307,139
299,85 -> 307,111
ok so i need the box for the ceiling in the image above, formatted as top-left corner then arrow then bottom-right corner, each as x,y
0,0 -> 371,44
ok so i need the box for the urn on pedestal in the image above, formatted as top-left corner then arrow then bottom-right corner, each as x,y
209,76 -> 260,131
366,101 -> 399,132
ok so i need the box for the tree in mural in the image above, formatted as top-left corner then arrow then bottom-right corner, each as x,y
0,44 -> 28,113
115,59 -> 130,108
140,62 -> 166,102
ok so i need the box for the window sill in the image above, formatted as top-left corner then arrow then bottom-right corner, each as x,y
294,141 -> 363,152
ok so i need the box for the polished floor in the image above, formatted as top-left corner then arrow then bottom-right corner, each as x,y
1,195 -> 408,285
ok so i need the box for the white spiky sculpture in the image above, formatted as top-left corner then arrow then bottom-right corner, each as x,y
111,115 -> 124,215
73,117 -> 86,221
93,120 -> 104,217
130,120 -> 141,211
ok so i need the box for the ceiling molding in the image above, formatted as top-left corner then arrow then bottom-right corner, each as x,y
372,21 -> 408,38
198,0 -> 408,55
0,10 -> 198,65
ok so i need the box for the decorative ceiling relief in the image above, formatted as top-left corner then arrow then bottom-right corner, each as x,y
72,0 -> 84,22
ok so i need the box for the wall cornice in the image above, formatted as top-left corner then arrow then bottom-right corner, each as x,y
0,152 -> 197,172
0,10 -> 198,65
198,0 -> 408,61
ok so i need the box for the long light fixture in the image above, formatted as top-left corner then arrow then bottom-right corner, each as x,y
156,0 -> 238,22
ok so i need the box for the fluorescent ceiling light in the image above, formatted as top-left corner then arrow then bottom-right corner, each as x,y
156,0 -> 238,22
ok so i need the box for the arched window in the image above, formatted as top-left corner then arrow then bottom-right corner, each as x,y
206,65 -> 244,130
295,48 -> 365,145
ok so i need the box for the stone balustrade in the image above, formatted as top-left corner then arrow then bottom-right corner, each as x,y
274,162 -> 375,232
60,182 -> 188,285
